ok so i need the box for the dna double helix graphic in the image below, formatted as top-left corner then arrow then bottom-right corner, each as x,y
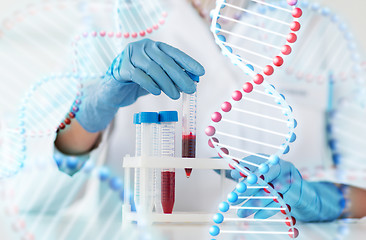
0,0 -> 166,239
206,0 -> 302,238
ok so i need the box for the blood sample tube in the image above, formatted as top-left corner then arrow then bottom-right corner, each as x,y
159,111 -> 178,214
182,72 -> 199,178
138,112 -> 159,216
133,113 -> 141,208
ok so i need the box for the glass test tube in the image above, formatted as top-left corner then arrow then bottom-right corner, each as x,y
133,113 -> 141,208
159,111 -> 178,214
139,112 -> 159,218
182,73 -> 199,178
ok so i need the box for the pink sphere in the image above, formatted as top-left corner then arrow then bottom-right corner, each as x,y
208,137 -> 219,148
123,32 -> 130,38
139,30 -> 146,37
116,32 -> 122,38
221,102 -> 232,112
263,65 -> 274,76
243,82 -> 253,93
232,90 -> 242,101
99,31 -> 106,37
147,28 -> 153,34
153,24 -> 159,30
273,56 -> 284,67
131,32 -> 138,38
108,32 -> 114,38
211,112 -> 222,122
288,228 -> 299,238
286,216 -> 297,227
205,126 -> 216,136
218,148 -> 229,158
287,33 -> 297,43
290,21 -> 301,31
253,74 -> 264,85
91,31 -> 97,37
159,19 -> 165,25
287,0 -> 298,6
292,8 -> 302,18
281,45 -> 292,55
162,11 -> 168,17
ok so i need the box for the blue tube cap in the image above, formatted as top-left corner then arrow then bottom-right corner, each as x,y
133,113 -> 140,124
159,111 -> 178,122
186,71 -> 199,82
139,112 -> 159,123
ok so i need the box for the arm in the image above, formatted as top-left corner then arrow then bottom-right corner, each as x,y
54,120 -> 101,155
55,39 -> 205,156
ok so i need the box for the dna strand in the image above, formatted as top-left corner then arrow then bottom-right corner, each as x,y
115,0 -> 167,38
0,157 -> 130,240
326,90 -> 366,184
206,0 -> 302,238
0,0 -> 118,177
280,0 -> 364,100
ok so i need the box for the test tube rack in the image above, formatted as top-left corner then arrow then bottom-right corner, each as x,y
121,155 -> 230,224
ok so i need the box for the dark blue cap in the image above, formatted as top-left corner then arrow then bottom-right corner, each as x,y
133,113 -> 140,124
186,71 -> 199,82
139,112 -> 159,123
159,111 -> 178,122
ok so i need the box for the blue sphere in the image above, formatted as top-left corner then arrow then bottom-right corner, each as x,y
231,170 -> 241,180
66,158 -> 78,169
258,163 -> 269,174
282,145 -> 290,154
269,155 -> 280,165
217,35 -> 226,42
227,192 -> 238,203
109,177 -> 123,191
321,8 -> 330,16
247,174 -> 258,185
213,213 -> 224,224
99,167 -> 110,181
311,3 -> 320,11
236,182 -> 247,193
219,202 -> 230,212
215,23 -> 221,33
246,64 -> 254,71
293,119 -> 298,128
225,46 -> 233,53
288,133 -> 297,143
209,225 -> 220,236
83,161 -> 94,173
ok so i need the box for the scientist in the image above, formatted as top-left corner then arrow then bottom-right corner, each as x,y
54,0 -> 366,222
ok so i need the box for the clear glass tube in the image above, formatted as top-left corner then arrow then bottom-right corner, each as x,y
139,113 -> 159,220
134,114 -> 141,209
160,120 -> 176,214
182,82 -> 197,178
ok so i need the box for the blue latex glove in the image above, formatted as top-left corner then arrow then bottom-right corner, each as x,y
230,155 -> 345,222
77,38 -> 205,132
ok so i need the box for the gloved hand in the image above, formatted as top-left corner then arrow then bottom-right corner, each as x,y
230,155 -> 345,222
77,38 -> 205,132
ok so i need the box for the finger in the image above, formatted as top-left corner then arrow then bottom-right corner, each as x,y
236,190 -> 270,218
133,52 -> 181,99
145,44 -> 197,94
131,68 -> 161,96
156,42 -> 205,76
253,200 -> 280,219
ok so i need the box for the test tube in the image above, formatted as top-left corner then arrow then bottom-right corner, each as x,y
138,112 -> 159,219
133,113 -> 141,208
182,73 -> 199,178
159,111 -> 178,214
